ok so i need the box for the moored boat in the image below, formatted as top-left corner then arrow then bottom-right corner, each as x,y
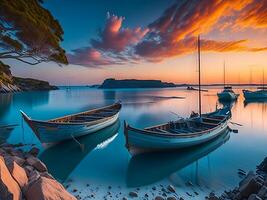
217,62 -> 239,101
124,106 -> 231,155
243,89 -> 267,100
124,36 -> 232,155
21,102 -> 122,144
217,86 -> 239,101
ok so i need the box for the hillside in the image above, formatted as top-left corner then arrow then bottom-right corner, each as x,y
0,61 -> 58,93
99,78 -> 176,89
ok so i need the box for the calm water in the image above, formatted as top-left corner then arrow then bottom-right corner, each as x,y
0,87 -> 267,199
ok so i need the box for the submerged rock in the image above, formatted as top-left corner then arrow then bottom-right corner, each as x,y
129,191 -> 138,197
167,184 -> 176,193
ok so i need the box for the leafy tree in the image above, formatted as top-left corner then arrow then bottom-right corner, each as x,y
0,0 -> 68,65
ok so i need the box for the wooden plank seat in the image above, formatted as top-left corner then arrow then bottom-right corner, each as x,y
154,128 -> 169,133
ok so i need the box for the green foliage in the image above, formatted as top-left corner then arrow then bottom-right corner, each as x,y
0,0 -> 68,65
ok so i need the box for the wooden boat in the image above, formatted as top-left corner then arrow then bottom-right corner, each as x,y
124,107 -> 231,155
124,36 -> 232,155
21,102 -> 121,144
217,62 -> 239,101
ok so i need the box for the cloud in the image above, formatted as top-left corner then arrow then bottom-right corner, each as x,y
67,47 -> 126,67
91,13 -> 149,52
235,0 -> 267,28
135,37 -> 267,62
134,0 -> 267,62
68,1 -> 267,67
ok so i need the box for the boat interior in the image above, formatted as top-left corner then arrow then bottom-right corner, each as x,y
145,115 -> 226,134
49,103 -> 121,123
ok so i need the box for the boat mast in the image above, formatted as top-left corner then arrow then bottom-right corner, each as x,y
223,61 -> 226,87
198,35 -> 202,116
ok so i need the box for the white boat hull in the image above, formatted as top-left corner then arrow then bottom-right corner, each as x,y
28,113 -> 119,144
21,102 -> 121,144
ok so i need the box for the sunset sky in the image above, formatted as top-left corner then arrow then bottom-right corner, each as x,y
6,0 -> 267,85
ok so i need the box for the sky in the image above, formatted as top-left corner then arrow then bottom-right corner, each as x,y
6,0 -> 267,85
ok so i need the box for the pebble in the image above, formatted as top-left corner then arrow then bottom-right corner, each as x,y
155,196 -> 164,200
129,191 -> 138,198
167,185 -> 176,193
167,197 -> 177,200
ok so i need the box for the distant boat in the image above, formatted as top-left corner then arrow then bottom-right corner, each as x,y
217,61 -> 239,101
124,36 -> 231,155
21,102 -> 121,144
243,69 -> 267,100
187,86 -> 208,92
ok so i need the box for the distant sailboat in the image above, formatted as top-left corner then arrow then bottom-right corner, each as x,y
243,68 -> 267,100
217,61 -> 239,101
123,36 -> 231,155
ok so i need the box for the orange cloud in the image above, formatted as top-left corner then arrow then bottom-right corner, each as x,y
235,0 -> 267,28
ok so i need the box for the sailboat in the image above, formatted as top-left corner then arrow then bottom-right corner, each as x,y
123,36 -> 231,155
217,61 -> 239,101
243,69 -> 267,100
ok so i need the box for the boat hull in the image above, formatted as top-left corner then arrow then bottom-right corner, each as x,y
25,113 -> 119,144
21,102 -> 121,144
243,90 -> 267,99
217,92 -> 238,101
124,118 -> 229,155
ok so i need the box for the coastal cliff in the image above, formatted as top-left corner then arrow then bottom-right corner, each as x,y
0,143 -> 76,200
0,61 -> 58,93
99,78 -> 176,89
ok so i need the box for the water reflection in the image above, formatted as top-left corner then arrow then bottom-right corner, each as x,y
127,130 -> 230,187
244,99 -> 267,107
39,120 -> 120,182
12,91 -> 49,108
0,94 -> 12,120
0,124 -> 16,144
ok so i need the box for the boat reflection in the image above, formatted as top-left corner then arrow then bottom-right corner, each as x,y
39,120 -> 120,182
0,124 -> 16,144
244,99 -> 267,107
126,130 -> 230,187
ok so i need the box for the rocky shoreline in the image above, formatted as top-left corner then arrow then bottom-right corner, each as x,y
208,158 -> 267,200
0,143 -> 76,200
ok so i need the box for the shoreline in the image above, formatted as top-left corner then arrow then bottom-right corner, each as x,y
0,143 -> 76,200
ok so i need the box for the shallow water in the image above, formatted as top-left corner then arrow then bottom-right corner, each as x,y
0,87 -> 266,199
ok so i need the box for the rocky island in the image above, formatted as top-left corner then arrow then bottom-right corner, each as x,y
0,61 -> 58,93
99,78 -> 176,89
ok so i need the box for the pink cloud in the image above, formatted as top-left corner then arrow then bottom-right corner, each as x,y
67,47 -> 126,67
91,13 -> 149,52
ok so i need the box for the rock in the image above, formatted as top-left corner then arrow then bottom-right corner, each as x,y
24,176 -> 76,200
28,170 -> 40,186
129,191 -> 138,198
239,177 -> 262,198
122,197 -> 127,200
167,197 -> 176,200
28,147 -> 40,156
40,172 -> 54,180
8,161 -> 28,189
258,185 -> 267,198
248,194 -> 262,200
0,156 -> 22,200
26,156 -> 47,172
167,185 -> 176,193
24,165 -> 34,177
155,196 -> 164,200
186,181 -> 193,186
257,157 -> 267,173
152,186 -> 156,190
239,171 -> 256,187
